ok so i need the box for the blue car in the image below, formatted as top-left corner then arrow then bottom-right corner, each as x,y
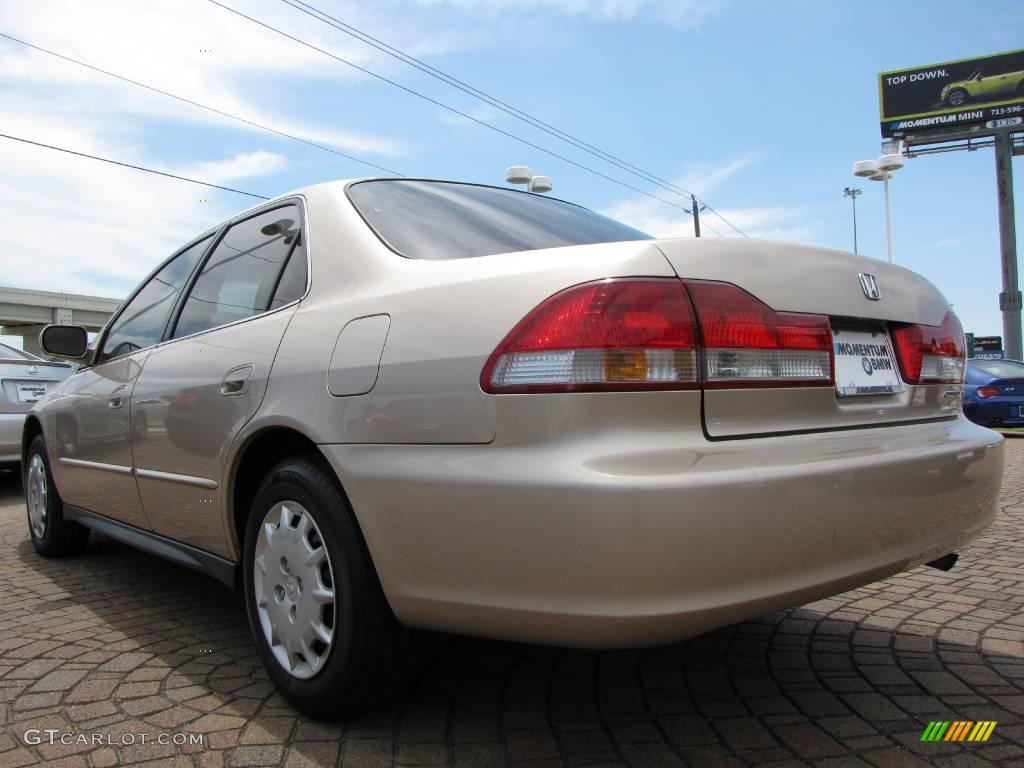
963,358 -> 1024,427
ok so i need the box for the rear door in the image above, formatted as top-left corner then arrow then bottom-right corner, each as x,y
654,239 -> 964,437
130,202 -> 307,557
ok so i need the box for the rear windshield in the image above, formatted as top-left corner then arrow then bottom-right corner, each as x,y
0,342 -> 39,361
971,359 -> 1024,377
347,179 -> 651,260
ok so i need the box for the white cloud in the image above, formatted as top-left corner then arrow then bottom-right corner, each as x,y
0,0 -> 436,305
184,150 -> 287,182
0,0 -> 410,158
0,105 -> 284,300
600,157 -> 813,242
415,0 -> 726,28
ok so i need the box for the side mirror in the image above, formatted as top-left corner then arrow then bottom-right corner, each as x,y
40,325 -> 89,360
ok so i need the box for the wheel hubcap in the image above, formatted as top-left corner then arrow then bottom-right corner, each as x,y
27,454 -> 47,539
253,501 -> 336,679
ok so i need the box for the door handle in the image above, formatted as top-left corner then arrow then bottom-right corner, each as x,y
220,364 -> 255,396
108,385 -> 128,409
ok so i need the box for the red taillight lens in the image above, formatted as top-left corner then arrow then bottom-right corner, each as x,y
977,386 -> 999,399
481,279 -> 699,393
890,312 -> 965,384
683,280 -> 833,388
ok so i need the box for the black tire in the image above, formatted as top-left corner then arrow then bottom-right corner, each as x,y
946,88 -> 968,107
24,434 -> 90,557
242,455 -> 407,719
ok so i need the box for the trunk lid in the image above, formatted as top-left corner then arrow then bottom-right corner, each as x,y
653,238 -> 962,437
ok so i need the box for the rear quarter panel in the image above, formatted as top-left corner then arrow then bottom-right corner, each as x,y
251,183 -> 678,446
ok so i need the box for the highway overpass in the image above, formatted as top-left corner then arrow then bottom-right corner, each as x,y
0,286 -> 121,355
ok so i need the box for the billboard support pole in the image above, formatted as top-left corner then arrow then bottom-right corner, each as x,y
994,131 -> 1022,360
883,175 -> 893,264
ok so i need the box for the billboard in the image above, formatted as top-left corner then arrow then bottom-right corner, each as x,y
972,335 -> 1004,359
878,49 -> 1024,138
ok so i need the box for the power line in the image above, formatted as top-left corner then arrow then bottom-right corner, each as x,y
0,31 -> 404,178
0,27 -> 734,238
0,132 -> 269,199
280,0 -> 746,238
207,0 -> 728,237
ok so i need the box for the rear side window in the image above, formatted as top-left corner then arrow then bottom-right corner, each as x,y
347,179 -> 651,260
173,205 -> 303,339
98,236 -> 211,362
269,231 -> 308,310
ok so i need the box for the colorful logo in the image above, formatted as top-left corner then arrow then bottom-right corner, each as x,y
921,721 -> 997,742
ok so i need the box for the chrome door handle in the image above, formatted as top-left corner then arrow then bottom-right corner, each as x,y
108,385 -> 127,409
220,364 -> 254,396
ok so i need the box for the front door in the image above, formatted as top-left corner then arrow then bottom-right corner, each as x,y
130,202 -> 307,558
49,350 -> 150,529
48,233 -> 215,528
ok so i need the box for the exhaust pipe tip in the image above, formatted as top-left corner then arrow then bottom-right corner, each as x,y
925,553 -> 959,572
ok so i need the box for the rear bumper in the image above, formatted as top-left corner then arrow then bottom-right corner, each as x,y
0,413 -> 25,463
320,415 -> 1003,648
964,398 -> 1024,426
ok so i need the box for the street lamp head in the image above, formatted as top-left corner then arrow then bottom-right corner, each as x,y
877,153 -> 904,172
853,159 -> 879,178
506,165 -> 532,185
528,175 -> 552,194
843,187 -> 861,198
868,172 -> 890,182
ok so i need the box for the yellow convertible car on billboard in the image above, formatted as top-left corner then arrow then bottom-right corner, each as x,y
942,67 -> 1024,106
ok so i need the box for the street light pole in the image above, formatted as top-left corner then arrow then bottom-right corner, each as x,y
843,187 -> 861,254
853,153 -> 904,264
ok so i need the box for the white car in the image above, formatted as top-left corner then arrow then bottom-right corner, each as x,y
0,342 -> 72,467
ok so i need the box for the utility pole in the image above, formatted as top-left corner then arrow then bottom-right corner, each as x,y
994,131 -> 1022,361
843,187 -> 862,254
683,194 -> 706,238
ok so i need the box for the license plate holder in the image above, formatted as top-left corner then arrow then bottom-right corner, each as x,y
15,381 -> 48,403
832,327 -> 904,397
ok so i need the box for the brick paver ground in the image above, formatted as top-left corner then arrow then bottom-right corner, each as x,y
0,440 -> 1021,768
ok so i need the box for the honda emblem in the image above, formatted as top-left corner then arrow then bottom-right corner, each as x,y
858,273 -> 881,301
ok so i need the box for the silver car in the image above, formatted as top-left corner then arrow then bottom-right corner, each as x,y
0,342 -> 72,467
25,179 -> 1003,718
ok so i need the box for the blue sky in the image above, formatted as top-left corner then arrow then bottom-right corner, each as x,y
1,0 -> 1022,345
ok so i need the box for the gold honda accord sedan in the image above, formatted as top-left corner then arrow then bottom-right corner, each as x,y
23,178 -> 1003,717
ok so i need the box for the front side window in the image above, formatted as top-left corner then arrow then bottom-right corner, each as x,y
347,179 -> 651,260
173,205 -> 303,339
98,236 -> 211,362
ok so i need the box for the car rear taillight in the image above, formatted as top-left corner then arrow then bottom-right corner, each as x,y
481,279 -> 699,393
890,312 -> 965,385
482,278 -> 833,393
977,385 -> 999,399
683,280 -> 833,388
